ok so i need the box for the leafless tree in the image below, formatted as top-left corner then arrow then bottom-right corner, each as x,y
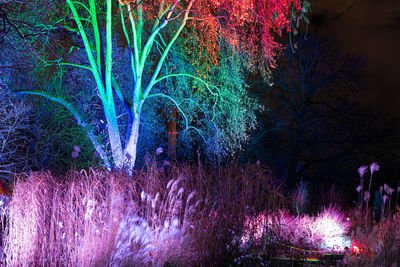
0,76 -> 45,180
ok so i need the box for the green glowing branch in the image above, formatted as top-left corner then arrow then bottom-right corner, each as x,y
127,3 -> 140,78
119,4 -> 136,83
48,62 -> 92,71
111,74 -> 128,106
146,6 -> 169,60
126,2 -> 142,109
139,26 -> 163,71
66,0 -> 106,100
143,0 -> 195,99
71,1 -> 91,14
105,0 -> 112,100
89,0 -> 101,70
136,2 -> 143,57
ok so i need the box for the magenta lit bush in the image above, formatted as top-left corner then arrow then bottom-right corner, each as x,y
241,205 -> 351,253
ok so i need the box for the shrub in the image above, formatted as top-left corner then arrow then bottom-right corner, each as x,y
240,205 -> 351,262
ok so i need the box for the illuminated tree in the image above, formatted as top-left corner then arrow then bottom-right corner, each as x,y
18,0 -> 307,171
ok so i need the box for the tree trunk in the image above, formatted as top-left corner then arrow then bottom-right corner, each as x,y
287,153 -> 300,191
287,130 -> 304,191
104,108 -> 124,169
124,113 -> 141,172
168,107 -> 178,159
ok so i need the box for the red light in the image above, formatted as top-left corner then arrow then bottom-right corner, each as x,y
351,244 -> 360,254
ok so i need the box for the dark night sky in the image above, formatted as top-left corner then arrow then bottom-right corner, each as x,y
311,0 -> 400,115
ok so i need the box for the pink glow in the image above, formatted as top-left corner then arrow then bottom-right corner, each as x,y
240,206 -> 351,251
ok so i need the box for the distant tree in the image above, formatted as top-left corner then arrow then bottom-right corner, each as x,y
16,0 -> 308,171
252,34 -> 365,190
0,81 -> 32,180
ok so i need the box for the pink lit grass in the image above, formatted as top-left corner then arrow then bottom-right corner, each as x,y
2,169 -> 203,266
2,160 -> 285,266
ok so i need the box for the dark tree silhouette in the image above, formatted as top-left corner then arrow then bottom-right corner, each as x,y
248,34 -> 367,190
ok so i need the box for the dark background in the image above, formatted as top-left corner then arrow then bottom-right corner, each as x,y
244,0 -> 400,208
311,0 -> 400,198
312,0 -> 400,114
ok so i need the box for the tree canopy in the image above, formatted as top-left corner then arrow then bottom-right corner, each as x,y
10,0 -> 308,171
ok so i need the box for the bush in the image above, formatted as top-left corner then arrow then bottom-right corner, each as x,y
239,205 -> 351,263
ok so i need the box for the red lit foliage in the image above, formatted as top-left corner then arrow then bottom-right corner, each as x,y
120,0 -> 303,72
0,181 -> 9,195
